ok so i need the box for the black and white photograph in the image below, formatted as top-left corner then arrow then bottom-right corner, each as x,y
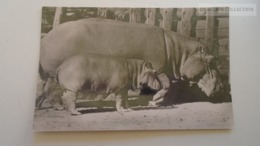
33,7 -> 233,131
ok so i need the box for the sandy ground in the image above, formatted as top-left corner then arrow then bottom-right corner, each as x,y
33,100 -> 233,131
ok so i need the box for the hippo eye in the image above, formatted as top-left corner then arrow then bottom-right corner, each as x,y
144,62 -> 153,69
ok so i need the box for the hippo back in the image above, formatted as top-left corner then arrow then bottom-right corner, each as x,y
40,18 -> 167,77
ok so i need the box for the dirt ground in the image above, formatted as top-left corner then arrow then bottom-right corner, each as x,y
33,99 -> 233,131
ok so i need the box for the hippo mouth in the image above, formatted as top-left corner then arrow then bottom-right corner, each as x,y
140,80 -> 162,92
197,69 -> 223,97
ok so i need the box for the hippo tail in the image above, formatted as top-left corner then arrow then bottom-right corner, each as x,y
38,63 -> 48,81
54,67 -> 60,84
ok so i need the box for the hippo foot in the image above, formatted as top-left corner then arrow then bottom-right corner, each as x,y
148,101 -> 160,107
53,104 -> 65,111
128,89 -> 141,96
118,108 -> 133,113
70,110 -> 82,116
124,108 -> 133,112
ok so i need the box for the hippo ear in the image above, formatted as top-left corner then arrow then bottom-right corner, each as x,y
205,55 -> 214,63
143,62 -> 153,69
198,43 -> 209,54
199,44 -> 205,53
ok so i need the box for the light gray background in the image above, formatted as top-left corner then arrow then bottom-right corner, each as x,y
0,0 -> 259,146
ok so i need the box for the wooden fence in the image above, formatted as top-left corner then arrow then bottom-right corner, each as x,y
41,7 -> 229,76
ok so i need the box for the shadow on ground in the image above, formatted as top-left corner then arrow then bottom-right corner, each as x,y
160,78 -> 232,106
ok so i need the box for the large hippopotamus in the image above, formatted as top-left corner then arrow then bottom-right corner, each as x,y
56,53 -> 161,115
40,18 -> 222,102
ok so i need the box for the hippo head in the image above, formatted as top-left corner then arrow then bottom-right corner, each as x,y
139,62 -> 161,91
180,44 -> 223,97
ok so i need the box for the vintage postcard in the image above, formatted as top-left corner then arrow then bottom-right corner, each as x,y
34,7 -> 232,131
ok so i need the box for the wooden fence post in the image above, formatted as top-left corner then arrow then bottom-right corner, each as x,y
53,7 -> 63,28
205,8 -> 216,53
145,8 -> 156,25
114,9 -> 129,21
97,8 -> 115,19
160,8 -> 174,30
97,8 -> 107,18
129,8 -> 142,23
181,8 -> 195,36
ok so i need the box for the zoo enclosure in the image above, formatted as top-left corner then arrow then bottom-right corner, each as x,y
41,7 -> 229,77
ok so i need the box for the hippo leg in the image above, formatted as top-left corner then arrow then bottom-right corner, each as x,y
128,89 -> 141,96
44,78 -> 64,110
149,88 -> 168,106
50,96 -> 64,110
46,96 -> 64,110
61,91 -> 81,115
115,94 -> 131,113
149,73 -> 170,106
35,76 -> 46,109
115,94 -> 124,112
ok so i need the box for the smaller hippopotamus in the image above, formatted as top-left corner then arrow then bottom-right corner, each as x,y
56,53 -> 161,115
